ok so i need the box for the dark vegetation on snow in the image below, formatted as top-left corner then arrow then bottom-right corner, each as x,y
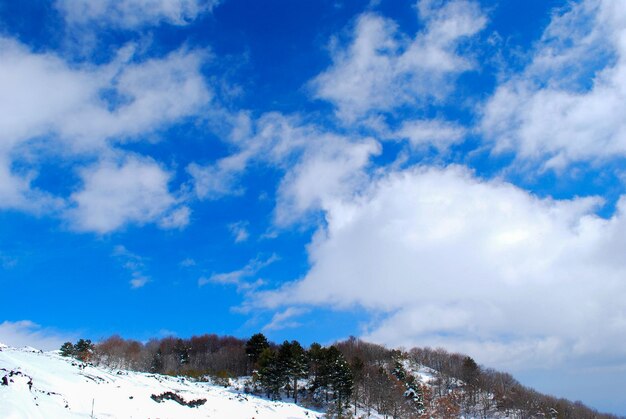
150,391 -> 207,407
59,334 -> 620,418
1,368 -> 33,390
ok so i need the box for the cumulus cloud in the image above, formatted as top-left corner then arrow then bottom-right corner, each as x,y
253,165 -> 626,371
0,156 -> 63,213
0,320 -> 76,351
0,36 -> 210,228
0,38 -> 210,152
58,47 -> 211,150
56,0 -> 219,28
311,0 -> 486,122
0,37 -> 94,149
482,0 -> 626,168
391,118 -> 467,151
274,135 -> 381,226
67,155 -> 188,233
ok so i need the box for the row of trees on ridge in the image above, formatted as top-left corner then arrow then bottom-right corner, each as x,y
58,333 -> 618,418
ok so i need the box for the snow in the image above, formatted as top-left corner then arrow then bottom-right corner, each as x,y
401,358 -> 438,384
0,346 -> 324,418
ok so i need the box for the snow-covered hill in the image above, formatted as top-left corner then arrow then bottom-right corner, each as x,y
0,343 -> 323,418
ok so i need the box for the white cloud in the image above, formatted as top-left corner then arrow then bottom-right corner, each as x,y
0,38 -> 93,148
274,134 -> 381,226
112,245 -> 152,288
56,0 -> 219,28
179,257 -> 196,267
59,47 -> 212,149
263,307 -> 309,332
0,156 -> 63,213
188,112 -> 382,225
228,221 -> 250,243
482,0 -> 626,168
0,38 -> 210,152
159,206 -> 191,230
253,165 -> 626,372
311,0 -> 486,122
67,155 -> 188,233
188,112 -> 301,200
187,155 -> 247,200
0,320 -> 76,351
129,275 -> 151,288
0,37 -> 90,211
0,37 -> 210,219
391,118 -> 467,151
199,254 -> 278,290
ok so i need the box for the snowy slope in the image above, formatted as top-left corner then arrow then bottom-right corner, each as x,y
0,344 -> 323,419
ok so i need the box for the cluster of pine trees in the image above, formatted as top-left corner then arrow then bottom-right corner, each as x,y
246,334 -> 353,413
59,339 -> 95,362
62,333 -> 619,418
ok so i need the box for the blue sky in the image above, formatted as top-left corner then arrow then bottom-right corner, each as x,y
1,0 -> 626,414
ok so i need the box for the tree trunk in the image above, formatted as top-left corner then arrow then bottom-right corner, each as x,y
293,378 -> 298,404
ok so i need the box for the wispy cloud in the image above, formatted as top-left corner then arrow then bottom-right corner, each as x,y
113,245 -> 151,289
56,0 -> 220,29
263,307 -> 309,332
310,0 -> 486,122
198,254 -> 279,290
482,0 -> 626,168
228,221 -> 250,243
179,258 -> 197,268
188,112 -> 381,226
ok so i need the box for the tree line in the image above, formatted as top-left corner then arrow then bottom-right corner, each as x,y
59,334 -> 619,418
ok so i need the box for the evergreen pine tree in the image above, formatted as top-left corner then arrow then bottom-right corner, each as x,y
289,340 -> 308,404
150,349 -> 164,373
73,339 -> 94,361
277,341 -> 293,369
462,356 -> 480,406
277,341 -> 294,397
59,342 -> 74,357
174,338 -> 190,367
257,348 -> 285,400
307,342 -> 326,393
327,347 -> 353,414
392,359 -> 406,381
275,340 -> 308,403
462,356 -> 480,385
307,342 -> 329,401
245,333 -> 270,366
313,345 -> 354,411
